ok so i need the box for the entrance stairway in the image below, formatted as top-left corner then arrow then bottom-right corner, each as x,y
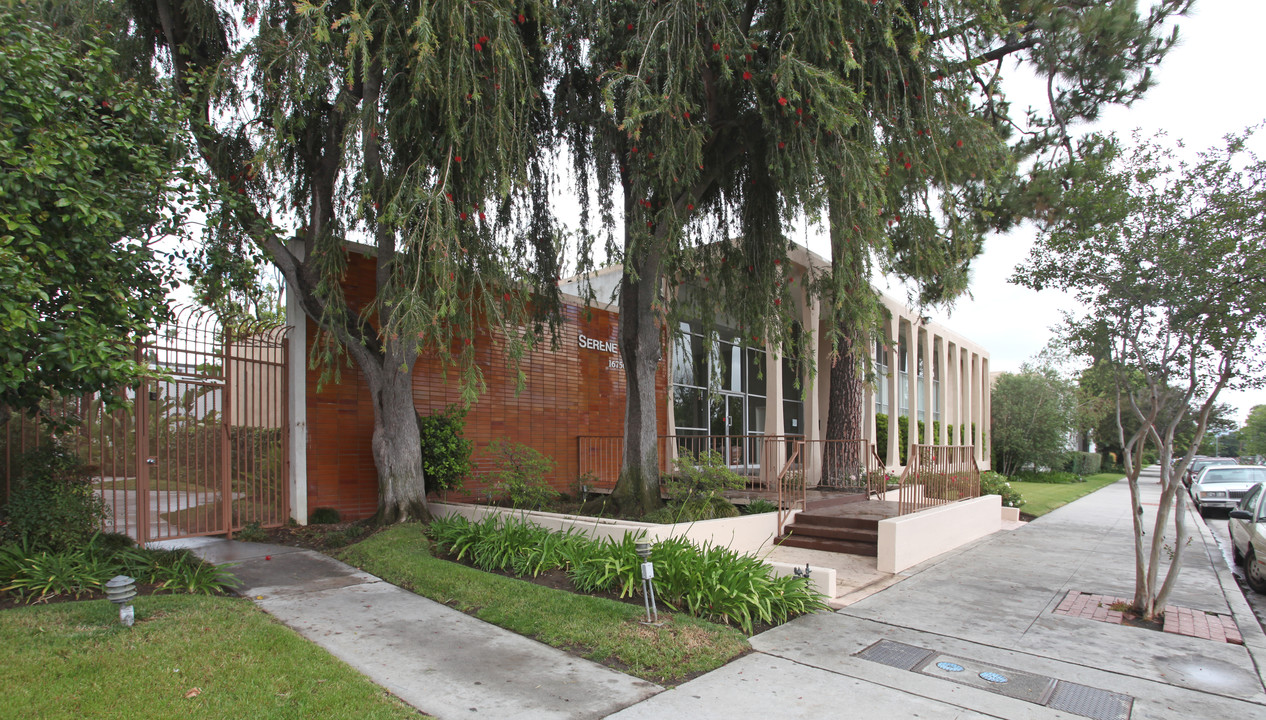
775,493 -> 882,557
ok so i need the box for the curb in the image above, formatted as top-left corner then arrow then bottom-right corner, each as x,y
1190,498 -> 1266,690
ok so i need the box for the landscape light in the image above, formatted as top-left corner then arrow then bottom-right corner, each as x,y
104,575 -> 137,627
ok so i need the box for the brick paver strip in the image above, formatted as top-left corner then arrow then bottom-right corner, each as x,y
1054,590 -> 1241,644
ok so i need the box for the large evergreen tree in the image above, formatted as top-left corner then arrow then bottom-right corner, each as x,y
70,0 -> 562,522
818,1 -> 1194,455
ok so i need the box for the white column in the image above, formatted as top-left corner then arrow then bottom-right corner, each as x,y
764,341 -> 784,487
964,350 -> 974,455
972,352 -> 983,463
921,325 -> 934,448
905,319 -> 918,459
937,335 -> 950,445
886,316 -> 900,468
286,240 -> 308,525
802,297 -> 821,483
981,356 -> 991,468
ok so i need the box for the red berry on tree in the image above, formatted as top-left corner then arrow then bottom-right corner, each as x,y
955,139 -> 964,148
742,71 -> 752,80
474,42 -> 482,51
460,212 -> 468,220
479,36 -> 489,43
455,155 -> 463,162
904,162 -> 912,170
712,43 -> 720,51
245,14 -> 257,26
627,23 -> 634,30
518,14 -> 526,23
687,203 -> 694,211
778,141 -> 786,149
778,97 -> 787,106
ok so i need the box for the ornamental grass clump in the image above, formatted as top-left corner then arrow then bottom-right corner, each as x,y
425,514 -> 826,634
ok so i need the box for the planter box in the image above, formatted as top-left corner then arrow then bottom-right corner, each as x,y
877,494 -> 1003,574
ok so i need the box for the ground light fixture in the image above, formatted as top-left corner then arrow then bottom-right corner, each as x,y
634,541 -> 661,625
104,575 -> 137,627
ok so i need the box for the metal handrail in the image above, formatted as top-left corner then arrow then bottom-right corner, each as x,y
776,441 -> 804,535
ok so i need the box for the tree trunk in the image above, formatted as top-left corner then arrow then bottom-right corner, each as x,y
822,196 -> 868,484
610,242 -> 664,516
366,355 -> 429,525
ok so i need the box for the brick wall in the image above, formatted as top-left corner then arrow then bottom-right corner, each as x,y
305,251 -> 668,520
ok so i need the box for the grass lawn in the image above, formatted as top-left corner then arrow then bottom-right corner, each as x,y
0,595 -> 426,720
1010,473 -> 1126,517
337,524 -> 750,685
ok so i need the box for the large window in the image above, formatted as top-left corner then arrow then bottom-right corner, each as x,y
672,322 -> 768,460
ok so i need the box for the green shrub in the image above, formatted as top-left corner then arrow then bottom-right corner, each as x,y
236,521 -> 268,542
1013,470 -> 1081,484
0,535 -> 235,603
424,514 -> 827,634
309,507 -> 342,524
1066,451 -> 1102,476
418,405 -> 473,493
487,440 -> 558,510
2,443 -> 106,552
742,499 -> 779,515
980,471 -> 1025,508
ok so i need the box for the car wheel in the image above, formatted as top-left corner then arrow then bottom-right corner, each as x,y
1248,550 -> 1266,594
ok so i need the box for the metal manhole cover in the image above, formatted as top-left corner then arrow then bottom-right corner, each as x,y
1048,681 -> 1133,720
916,654 -> 1055,703
853,639 -> 935,671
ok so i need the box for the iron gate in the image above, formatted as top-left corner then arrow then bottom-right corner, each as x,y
1,306 -> 290,544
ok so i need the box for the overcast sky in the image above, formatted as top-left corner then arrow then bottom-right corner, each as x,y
792,2 -> 1266,426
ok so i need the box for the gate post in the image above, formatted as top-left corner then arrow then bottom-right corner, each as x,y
134,341 -> 150,546
221,326 -> 233,538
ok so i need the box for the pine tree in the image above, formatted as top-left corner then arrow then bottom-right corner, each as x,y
78,0 -> 562,523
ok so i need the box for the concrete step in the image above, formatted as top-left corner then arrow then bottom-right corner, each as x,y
783,522 -> 878,543
793,513 -> 881,530
805,493 -> 870,511
776,534 -> 879,557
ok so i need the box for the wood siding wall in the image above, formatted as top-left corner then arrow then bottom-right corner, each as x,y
305,252 -> 667,520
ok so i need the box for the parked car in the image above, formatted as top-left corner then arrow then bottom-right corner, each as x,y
1185,457 -> 1238,487
1191,465 -> 1266,516
1228,482 -> 1266,593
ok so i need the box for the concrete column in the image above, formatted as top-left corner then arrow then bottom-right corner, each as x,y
286,240 -> 308,525
937,335 -> 950,445
981,356 -> 991,468
905,319 -> 918,459
972,353 -> 983,463
964,350 -> 974,455
921,325 -> 934,448
952,345 -> 964,444
802,297 -> 821,483
762,339 -> 783,489
885,316 -> 900,468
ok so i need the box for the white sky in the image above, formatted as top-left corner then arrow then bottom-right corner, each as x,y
793,2 -> 1266,426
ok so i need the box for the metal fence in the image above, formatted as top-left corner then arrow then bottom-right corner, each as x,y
577,434 -> 806,493
897,444 -> 981,515
1,306 -> 289,543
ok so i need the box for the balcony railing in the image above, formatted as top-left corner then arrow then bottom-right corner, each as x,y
896,444 -> 981,515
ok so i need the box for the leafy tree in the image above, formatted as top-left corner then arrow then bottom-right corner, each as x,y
0,7 -> 183,422
1197,426 -> 1239,458
1014,130 -> 1266,620
821,1 -> 1193,452
81,0 -> 562,523
1244,405 -> 1266,458
990,367 -> 1075,477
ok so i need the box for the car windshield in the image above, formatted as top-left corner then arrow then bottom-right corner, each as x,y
1200,468 -> 1266,484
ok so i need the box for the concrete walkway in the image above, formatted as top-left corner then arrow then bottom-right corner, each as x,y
610,469 -> 1266,719
173,469 -> 1266,718
168,537 -> 659,719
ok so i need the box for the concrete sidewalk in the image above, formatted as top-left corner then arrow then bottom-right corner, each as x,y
169,537 -> 658,719
611,469 -> 1266,719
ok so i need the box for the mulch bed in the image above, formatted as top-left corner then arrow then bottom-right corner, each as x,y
0,582 -> 181,612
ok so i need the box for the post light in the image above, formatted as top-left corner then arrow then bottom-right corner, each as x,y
105,575 -> 137,627
635,541 -> 660,625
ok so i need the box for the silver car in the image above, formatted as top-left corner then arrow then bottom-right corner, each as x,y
1191,465 -> 1266,516
1228,483 -> 1266,593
